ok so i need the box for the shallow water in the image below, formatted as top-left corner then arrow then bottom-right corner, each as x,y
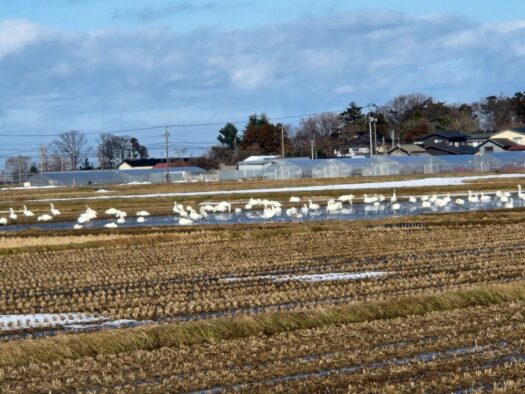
0,196 -> 522,233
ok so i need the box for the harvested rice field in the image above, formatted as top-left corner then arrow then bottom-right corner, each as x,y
0,203 -> 525,392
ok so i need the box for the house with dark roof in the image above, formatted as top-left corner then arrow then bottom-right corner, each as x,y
414,130 -> 476,155
466,132 -> 493,148
477,138 -> 525,154
387,144 -> 429,156
118,158 -> 192,170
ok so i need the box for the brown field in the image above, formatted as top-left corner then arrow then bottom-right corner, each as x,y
0,203 -> 525,392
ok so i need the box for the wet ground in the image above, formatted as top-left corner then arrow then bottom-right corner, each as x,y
0,195 -> 522,232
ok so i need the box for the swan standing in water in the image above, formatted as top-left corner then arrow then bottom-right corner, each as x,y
0,217 -> 7,225
390,190 -> 397,203
308,200 -> 320,211
178,217 -> 194,225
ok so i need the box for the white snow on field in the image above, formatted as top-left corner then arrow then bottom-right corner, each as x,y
222,271 -> 388,283
0,313 -> 104,331
1,185 -> 60,191
29,173 -> 525,203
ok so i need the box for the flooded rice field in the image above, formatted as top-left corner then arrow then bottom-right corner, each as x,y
0,194 -> 523,232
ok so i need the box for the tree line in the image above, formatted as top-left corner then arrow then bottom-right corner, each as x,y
3,132 -> 150,179
210,91 -> 525,162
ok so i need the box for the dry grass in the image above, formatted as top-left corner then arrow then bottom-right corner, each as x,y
0,281 -> 524,370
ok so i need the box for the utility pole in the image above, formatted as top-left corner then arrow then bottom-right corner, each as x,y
164,126 -> 170,183
281,124 -> 285,159
368,115 -> 373,157
310,135 -> 314,160
373,120 -> 378,155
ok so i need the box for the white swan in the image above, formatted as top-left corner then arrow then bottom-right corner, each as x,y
73,223 -> 83,230
468,191 -> 479,204
9,208 -> 17,221
286,207 -> 298,217
136,210 -> 150,216
105,208 -> 118,215
104,222 -> 118,228
50,203 -> 61,216
480,193 -> 491,203
178,218 -> 194,225
189,210 -> 203,221
326,201 -> 342,214
518,185 -> 525,200
455,198 -> 465,206
37,214 -> 53,222
391,203 -> 400,211
338,195 -> 354,205
117,217 -> 126,224
23,206 -> 34,217
234,207 -> 242,214
137,216 -> 145,223
408,196 -> 417,204
289,196 -> 301,203
308,200 -> 320,211
300,204 -> 309,215
390,190 -> 397,203
0,217 -> 7,226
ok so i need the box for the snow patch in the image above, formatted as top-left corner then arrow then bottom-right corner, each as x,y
222,271 -> 388,283
1,185 -> 60,191
0,313 -> 104,330
96,189 -> 111,193
30,173 -> 525,203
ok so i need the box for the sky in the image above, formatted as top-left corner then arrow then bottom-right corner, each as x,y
1,0 -> 525,163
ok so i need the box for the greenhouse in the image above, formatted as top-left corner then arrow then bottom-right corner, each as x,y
437,155 -> 475,173
423,157 -> 452,174
389,156 -> 427,175
472,154 -> 504,172
491,151 -> 525,170
311,159 -> 352,178
362,157 -> 402,176
262,160 -> 302,180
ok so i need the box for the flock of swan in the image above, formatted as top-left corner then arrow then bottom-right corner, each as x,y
1,185 -> 525,228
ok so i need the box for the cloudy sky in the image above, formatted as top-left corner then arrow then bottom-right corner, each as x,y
1,0 -> 525,160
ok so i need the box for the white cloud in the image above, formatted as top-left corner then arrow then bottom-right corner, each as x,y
0,19 -> 41,59
0,10 -> 525,138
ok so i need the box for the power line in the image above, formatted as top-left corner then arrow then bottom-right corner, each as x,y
0,109 -> 343,138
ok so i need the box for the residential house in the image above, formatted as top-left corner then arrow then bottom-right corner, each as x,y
489,127 -> 525,145
387,144 -> 430,156
415,131 -> 477,155
476,138 -> 525,154
466,132 -> 493,148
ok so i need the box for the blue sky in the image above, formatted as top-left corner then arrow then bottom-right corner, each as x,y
0,0 -> 525,162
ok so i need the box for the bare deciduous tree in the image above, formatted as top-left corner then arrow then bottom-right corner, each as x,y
52,130 -> 89,170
